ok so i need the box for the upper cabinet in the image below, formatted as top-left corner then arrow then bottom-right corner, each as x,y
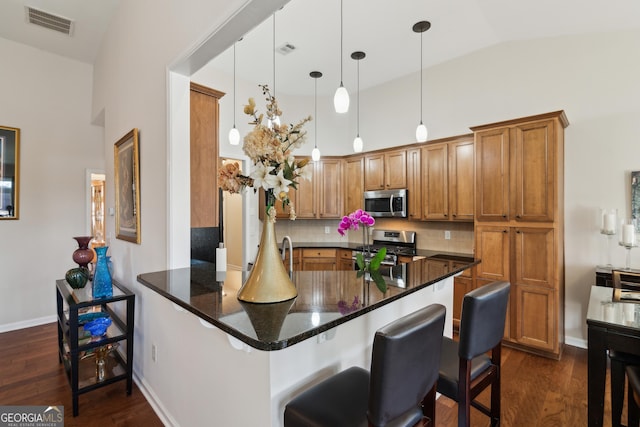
190,82 -> 224,228
287,157 -> 343,220
406,148 -> 422,220
419,135 -> 475,222
473,112 -> 568,223
343,156 -> 364,214
364,149 -> 407,190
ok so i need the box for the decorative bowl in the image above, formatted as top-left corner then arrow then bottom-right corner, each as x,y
84,317 -> 112,337
65,267 -> 89,289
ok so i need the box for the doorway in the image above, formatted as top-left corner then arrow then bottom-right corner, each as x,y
221,158 -> 244,270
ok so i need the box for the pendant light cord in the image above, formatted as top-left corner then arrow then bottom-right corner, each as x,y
273,13 -> 276,96
356,58 -> 360,136
339,0 -> 343,85
420,29 -> 423,123
233,43 -> 236,127
314,78 -> 318,148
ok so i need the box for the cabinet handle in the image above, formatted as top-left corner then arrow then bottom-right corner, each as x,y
503,229 -> 508,233
452,213 -> 457,217
502,214 -> 507,218
516,215 -> 521,219
444,213 -> 448,217
516,230 -> 521,234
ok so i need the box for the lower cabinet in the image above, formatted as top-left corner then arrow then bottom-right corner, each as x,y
514,284 -> 556,352
301,249 -> 337,271
337,249 -> 354,270
452,265 -> 474,331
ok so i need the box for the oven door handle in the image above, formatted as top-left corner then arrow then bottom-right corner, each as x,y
389,194 -> 394,215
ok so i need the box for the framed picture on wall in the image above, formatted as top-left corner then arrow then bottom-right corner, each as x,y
114,128 -> 141,243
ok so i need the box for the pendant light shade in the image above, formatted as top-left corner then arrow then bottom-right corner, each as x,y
310,71 -> 322,161
334,0 -> 349,113
413,20 -> 431,143
351,51 -> 365,153
229,42 -> 240,145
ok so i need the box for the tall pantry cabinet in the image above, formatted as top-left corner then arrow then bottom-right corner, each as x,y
472,111 -> 568,359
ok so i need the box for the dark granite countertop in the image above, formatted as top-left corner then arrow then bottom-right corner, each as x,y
137,253 -> 478,351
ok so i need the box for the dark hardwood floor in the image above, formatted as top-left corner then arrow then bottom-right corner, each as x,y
0,323 -> 624,426
0,323 -> 162,427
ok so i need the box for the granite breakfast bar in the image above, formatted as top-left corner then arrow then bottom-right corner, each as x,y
137,254 -> 478,426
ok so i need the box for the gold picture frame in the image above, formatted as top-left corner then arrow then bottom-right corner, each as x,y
114,128 -> 141,243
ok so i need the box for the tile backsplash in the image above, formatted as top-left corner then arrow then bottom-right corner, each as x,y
273,218 -> 474,254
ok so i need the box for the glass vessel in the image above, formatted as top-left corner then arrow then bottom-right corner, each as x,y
92,246 -> 113,298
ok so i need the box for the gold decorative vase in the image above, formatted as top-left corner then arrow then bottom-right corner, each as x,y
237,214 -> 298,303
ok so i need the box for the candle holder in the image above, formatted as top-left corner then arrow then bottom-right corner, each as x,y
600,208 -> 618,267
619,217 -> 637,270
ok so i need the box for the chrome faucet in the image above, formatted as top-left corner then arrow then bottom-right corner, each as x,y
281,236 -> 293,278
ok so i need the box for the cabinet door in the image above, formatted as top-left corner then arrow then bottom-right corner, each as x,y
258,188 -> 295,220
406,148 -> 422,220
190,83 -> 222,228
475,128 -> 510,221
449,138 -> 474,221
514,120 -> 556,222
343,157 -> 364,214
385,149 -> 407,189
301,248 -> 337,271
475,225 -> 510,282
514,284 -> 556,352
364,154 -> 385,190
453,275 -> 473,330
422,143 -> 448,220
319,159 -> 343,218
422,260 -> 450,282
296,162 -> 317,218
514,227 -> 554,288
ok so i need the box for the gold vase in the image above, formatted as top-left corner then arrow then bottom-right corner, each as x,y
237,214 -> 298,303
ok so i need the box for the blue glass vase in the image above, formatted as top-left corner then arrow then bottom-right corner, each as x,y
92,246 -> 113,299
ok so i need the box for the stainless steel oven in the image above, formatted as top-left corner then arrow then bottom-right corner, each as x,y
351,229 -> 417,268
363,189 -> 407,218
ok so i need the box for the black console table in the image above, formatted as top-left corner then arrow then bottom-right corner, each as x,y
56,279 -> 135,416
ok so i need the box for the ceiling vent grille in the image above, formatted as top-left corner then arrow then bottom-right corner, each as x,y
25,6 -> 74,36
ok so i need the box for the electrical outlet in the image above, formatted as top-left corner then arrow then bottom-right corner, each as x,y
444,230 -> 451,240
152,344 -> 157,362
325,226 -> 330,234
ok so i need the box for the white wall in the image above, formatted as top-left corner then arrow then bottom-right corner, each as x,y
0,38 -> 103,330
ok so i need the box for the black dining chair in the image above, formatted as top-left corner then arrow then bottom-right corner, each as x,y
629,366 -> 640,408
611,270 -> 640,427
284,303 -> 446,427
436,281 -> 510,427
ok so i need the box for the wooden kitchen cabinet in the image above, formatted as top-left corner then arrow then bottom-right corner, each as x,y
364,149 -> 406,191
472,111 -> 568,359
258,188 -> 296,220
406,148 -> 422,220
452,265 -> 474,331
337,249 -> 354,270
343,156 -> 364,214
190,82 -> 223,228
474,113 -> 566,223
282,247 -> 300,272
419,134 -> 474,222
301,248 -> 337,271
276,157 -> 342,220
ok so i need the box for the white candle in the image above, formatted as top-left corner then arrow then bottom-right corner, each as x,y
603,213 -> 616,233
622,224 -> 636,246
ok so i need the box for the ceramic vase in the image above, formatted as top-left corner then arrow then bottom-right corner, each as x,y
237,190 -> 297,303
72,236 -> 94,268
92,246 -> 113,299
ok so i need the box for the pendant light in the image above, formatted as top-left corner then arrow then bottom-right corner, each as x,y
413,21 -> 431,143
228,42 -> 240,145
269,13 -> 281,128
351,51 -> 365,153
310,71 -> 322,161
333,0 -> 349,113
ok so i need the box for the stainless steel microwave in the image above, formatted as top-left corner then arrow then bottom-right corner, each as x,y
363,189 -> 407,218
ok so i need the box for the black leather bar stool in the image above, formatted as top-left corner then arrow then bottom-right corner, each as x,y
629,366 -> 640,408
436,281 -> 510,427
284,304 -> 446,427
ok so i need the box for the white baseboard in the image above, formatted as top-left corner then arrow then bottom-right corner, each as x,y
565,336 -> 588,349
133,373 -> 179,427
0,315 -> 57,333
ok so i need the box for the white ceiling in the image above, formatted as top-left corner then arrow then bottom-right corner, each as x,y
1,0 -> 639,96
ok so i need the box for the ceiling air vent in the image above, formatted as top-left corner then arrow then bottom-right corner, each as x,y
25,6 -> 74,36
276,43 -> 296,55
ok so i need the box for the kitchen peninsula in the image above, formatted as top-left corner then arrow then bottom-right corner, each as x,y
137,253 -> 478,426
